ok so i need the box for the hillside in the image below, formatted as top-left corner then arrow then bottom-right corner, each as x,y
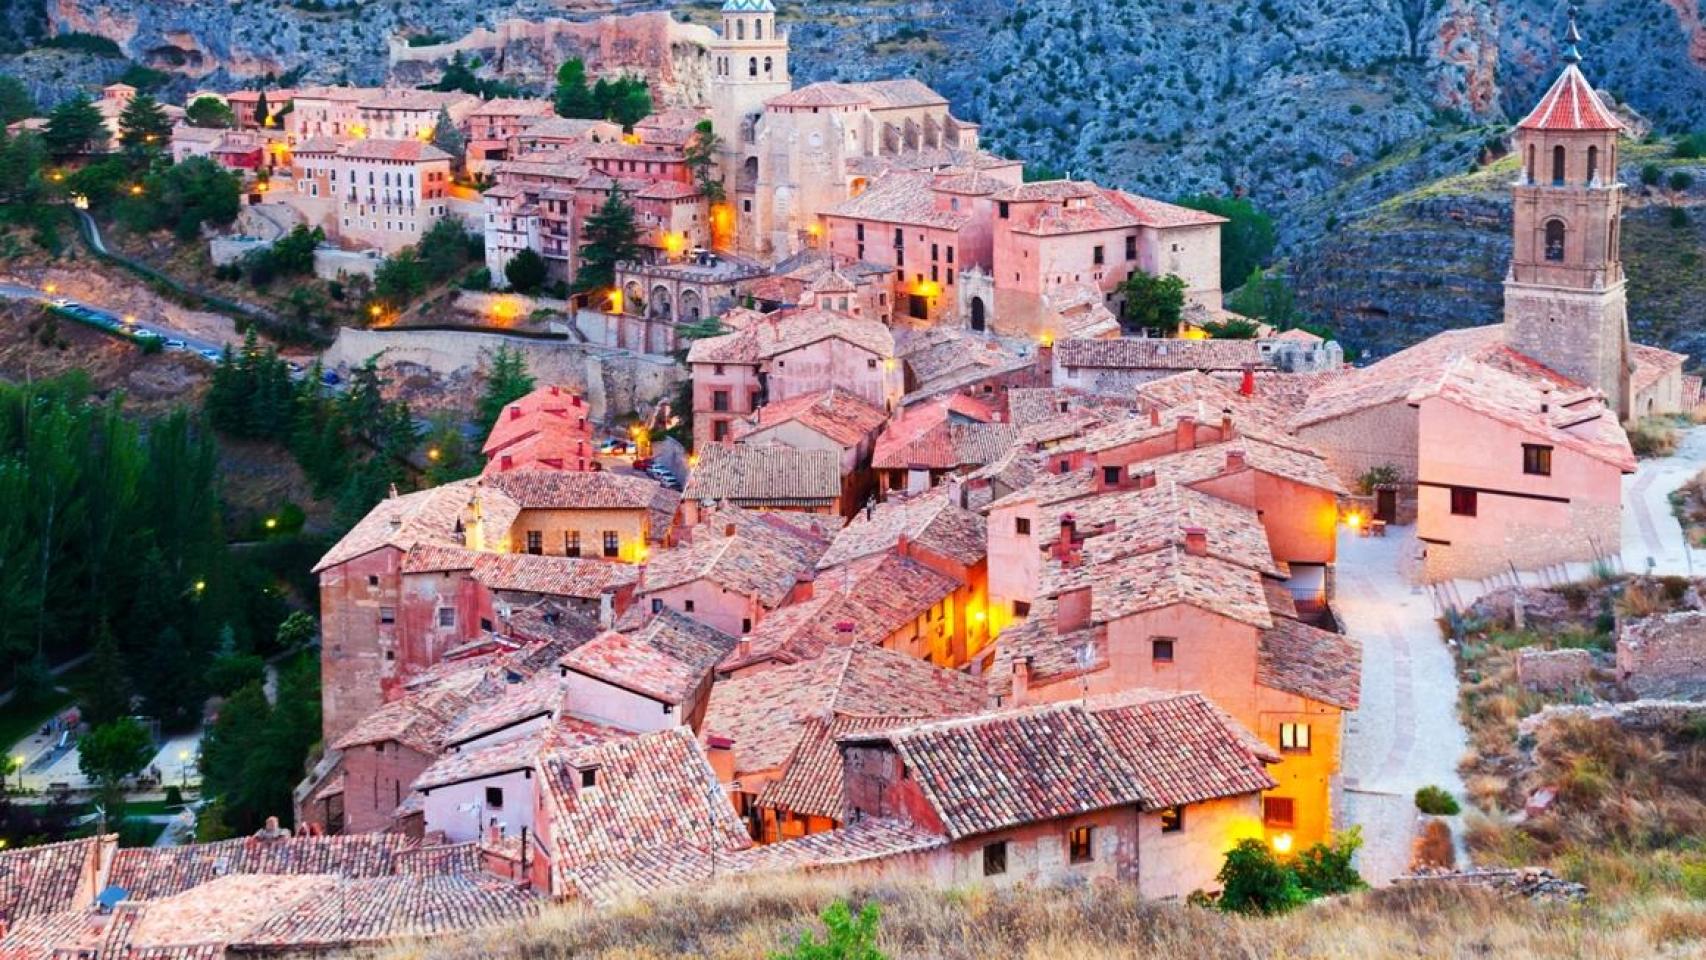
377,875 -> 1704,960
1292,140 -> 1706,358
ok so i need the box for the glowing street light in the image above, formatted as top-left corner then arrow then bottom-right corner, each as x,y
129,184 -> 144,196
1271,833 -> 1294,856
427,447 -> 441,461
264,517 -> 278,530
11,754 -> 23,791
193,579 -> 206,593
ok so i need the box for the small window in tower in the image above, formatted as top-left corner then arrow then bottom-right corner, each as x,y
754,18 -> 763,40
1552,145 -> 1566,185
1587,145 -> 1599,184
1545,219 -> 1566,262
748,57 -> 757,77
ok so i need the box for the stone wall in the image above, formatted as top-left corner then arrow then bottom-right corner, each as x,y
1515,648 -> 1594,692
1617,611 -> 1706,698
323,326 -> 684,423
1295,401 -> 1420,497
1420,499 -> 1621,585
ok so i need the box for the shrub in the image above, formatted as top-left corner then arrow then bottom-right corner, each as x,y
771,900 -> 885,960
1641,163 -> 1663,186
1684,857 -> 1706,900
1415,785 -> 1462,816
164,784 -> 184,807
1670,170 -> 1696,192
1216,839 -> 1308,915
1292,827 -> 1367,897
1356,463 -> 1401,495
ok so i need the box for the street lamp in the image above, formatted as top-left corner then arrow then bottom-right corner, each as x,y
11,754 -> 24,792
178,749 -> 190,790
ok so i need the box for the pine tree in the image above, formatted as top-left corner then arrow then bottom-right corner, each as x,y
478,345 -> 536,428
43,94 -> 107,158
685,120 -> 725,203
430,106 -> 465,172
118,93 -> 172,151
553,58 -> 596,119
185,96 -> 236,129
574,189 -> 640,294
253,90 -> 270,127
77,624 -> 132,727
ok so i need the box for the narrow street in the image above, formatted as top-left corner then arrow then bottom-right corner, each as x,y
1621,424 -> 1706,577
1333,527 -> 1468,887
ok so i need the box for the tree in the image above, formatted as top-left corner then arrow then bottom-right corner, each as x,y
1201,318 -> 1260,339
118,92 -> 172,151
553,58 -> 596,119
185,96 -> 237,129
574,189 -> 640,293
1215,838 -> 1308,915
0,75 -> 35,127
0,129 -> 47,206
1669,170 -> 1695,193
253,90 -> 270,127
685,119 -> 725,203
77,625 -> 133,727
43,94 -> 107,158
596,76 -> 653,129
416,218 -> 472,283
478,345 -> 536,428
1116,271 -> 1186,336
1178,194 -> 1275,290
374,248 -> 428,306
504,247 -> 547,293
78,718 -> 153,787
143,157 -> 242,239
269,224 -> 324,276
275,610 -> 317,650
430,106 -> 465,172
770,901 -> 885,960
1226,267 -> 1298,327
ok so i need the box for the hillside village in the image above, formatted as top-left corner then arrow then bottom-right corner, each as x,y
0,2 -> 1703,956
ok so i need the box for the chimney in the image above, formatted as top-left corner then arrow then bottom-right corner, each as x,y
705,735 -> 736,783
793,568 -> 815,601
1056,586 -> 1092,633
1174,414 -> 1197,452
486,821 -> 504,845
1240,364 -> 1256,397
1221,406 -> 1234,440
1136,469 -> 1157,490
508,405 -> 522,420
1149,407 -> 1161,427
1011,655 -> 1032,703
723,523 -> 737,537
1225,448 -> 1246,473
549,385 -> 560,397
895,532 -> 911,559
735,637 -> 752,661
1183,526 -> 1208,556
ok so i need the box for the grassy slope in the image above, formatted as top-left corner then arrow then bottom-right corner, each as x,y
374,877 -> 1706,960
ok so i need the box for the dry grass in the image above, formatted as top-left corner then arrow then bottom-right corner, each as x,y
367,878 -> 1706,960
1629,417 -> 1682,458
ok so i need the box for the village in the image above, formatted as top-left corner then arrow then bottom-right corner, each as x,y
0,2 -> 1703,956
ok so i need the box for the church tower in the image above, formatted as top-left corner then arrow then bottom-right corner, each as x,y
710,0 -> 791,234
1503,9 -> 1633,417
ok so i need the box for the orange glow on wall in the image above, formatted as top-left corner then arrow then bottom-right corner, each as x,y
607,288 -> 624,314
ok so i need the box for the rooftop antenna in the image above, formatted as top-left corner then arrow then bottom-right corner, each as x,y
1563,4 -> 1583,65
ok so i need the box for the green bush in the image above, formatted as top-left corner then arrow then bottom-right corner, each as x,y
1216,839 -> 1308,915
1415,785 -> 1461,816
770,901 -> 885,960
1293,826 -> 1367,897
1682,857 -> 1706,899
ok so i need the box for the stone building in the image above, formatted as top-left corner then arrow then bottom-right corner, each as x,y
286,137 -> 455,254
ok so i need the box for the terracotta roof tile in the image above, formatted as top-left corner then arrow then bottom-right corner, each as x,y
740,389 -> 889,448
313,481 -> 519,573
339,138 -> 453,163
757,715 -> 927,820
559,609 -> 736,704
0,836 -> 110,922
823,172 -> 972,230
1407,357 -> 1635,471
107,835 -> 411,901
235,874 -> 539,950
483,469 -> 679,534
641,532 -> 815,609
817,489 -> 986,569
724,817 -> 945,874
681,443 -> 842,505
471,552 -> 639,599
1056,337 -> 1268,372
1518,64 -> 1625,132
1258,619 -> 1363,710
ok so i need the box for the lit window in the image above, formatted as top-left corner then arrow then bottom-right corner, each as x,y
1280,723 -> 1311,754
1069,826 -> 1094,863
1160,805 -> 1185,833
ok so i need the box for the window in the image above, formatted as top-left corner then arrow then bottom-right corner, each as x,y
580,767 -> 598,788
1069,826 -> 1094,863
931,243 -> 939,261
1587,145 -> 1599,184
603,532 -> 620,558
1449,487 -> 1478,517
982,840 -> 1008,876
713,420 -> 730,441
566,531 -> 581,557
856,223 -> 864,241
998,201 -> 1010,219
1151,637 -> 1175,663
379,607 -> 396,625
684,599 -> 695,612
1102,466 -> 1121,486
1280,723 -> 1312,754
741,617 -> 752,633
947,246 -> 955,264
1125,235 -> 1137,261
712,390 -> 731,412
368,575 -> 380,587
1523,444 -> 1553,477
437,608 -> 455,628
486,786 -> 504,809
651,597 -> 664,614
1544,219 -> 1566,262
868,358 -> 878,369
1093,245 -> 1105,266
1015,517 -> 1031,536
526,530 -> 543,555
1552,144 -> 1566,185
1160,805 -> 1185,833
1013,600 -> 1031,616
1264,796 -> 1296,828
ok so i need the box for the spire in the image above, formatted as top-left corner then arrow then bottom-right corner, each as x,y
1563,4 -> 1583,65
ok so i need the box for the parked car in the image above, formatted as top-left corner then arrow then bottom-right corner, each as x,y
322,371 -> 342,386
198,348 -> 222,362
633,457 -> 654,471
164,338 -> 188,350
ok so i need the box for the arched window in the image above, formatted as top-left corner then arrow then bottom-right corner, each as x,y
1552,145 -> 1566,185
1544,219 -> 1566,262
749,57 -> 757,77
1587,146 -> 1599,184
736,19 -> 745,40
763,56 -> 773,76
1525,145 -> 1535,183
754,19 -> 763,40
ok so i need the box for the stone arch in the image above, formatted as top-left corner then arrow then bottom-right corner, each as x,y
748,57 -> 758,77
680,288 -> 704,322
1544,218 -> 1567,262
1587,145 -> 1599,184
742,155 -> 759,191
623,280 -> 643,314
970,296 -> 986,332
650,284 -> 674,320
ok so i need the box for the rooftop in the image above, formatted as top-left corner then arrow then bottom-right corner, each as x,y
740,388 -> 889,448
817,488 -> 987,569
559,609 -> 736,704
681,443 -> 843,506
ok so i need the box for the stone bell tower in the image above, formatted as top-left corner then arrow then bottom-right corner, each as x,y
710,0 -> 791,237
1503,8 -> 1632,418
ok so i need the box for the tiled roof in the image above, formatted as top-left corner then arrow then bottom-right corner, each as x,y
1258,618 -> 1363,711
471,552 -> 639,599
483,469 -> 680,533
106,834 -> 411,901
331,668 -> 488,753
468,98 -> 555,119
681,443 -> 842,505
844,692 -> 1272,839
1407,357 -> 1636,471
1134,370 -> 1297,429
823,172 -> 971,230
1043,542 -> 1274,630
540,728 -> 751,904
1056,337 -> 1267,372
692,504 -> 837,567
847,79 -> 949,109
724,817 -> 946,874
741,388 -> 889,448
703,645 -> 986,776
340,138 -> 453,163
1104,190 -> 1228,228
768,82 -> 871,109
1034,482 -> 1284,579
482,385 -> 592,456
1518,64 -> 1625,132
724,553 -> 959,671
872,397 -> 1014,471
757,714 -> 927,820
313,480 -> 519,572
1632,342 -> 1687,395
559,609 -> 736,704
390,842 -> 483,876
817,489 -> 987,569
441,672 -> 566,748
417,720 -> 613,791
688,307 -> 895,365
1140,435 -> 1349,495
235,874 -> 540,950
1293,325 -> 1576,429
641,532 -> 814,609
0,835 -> 109,922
